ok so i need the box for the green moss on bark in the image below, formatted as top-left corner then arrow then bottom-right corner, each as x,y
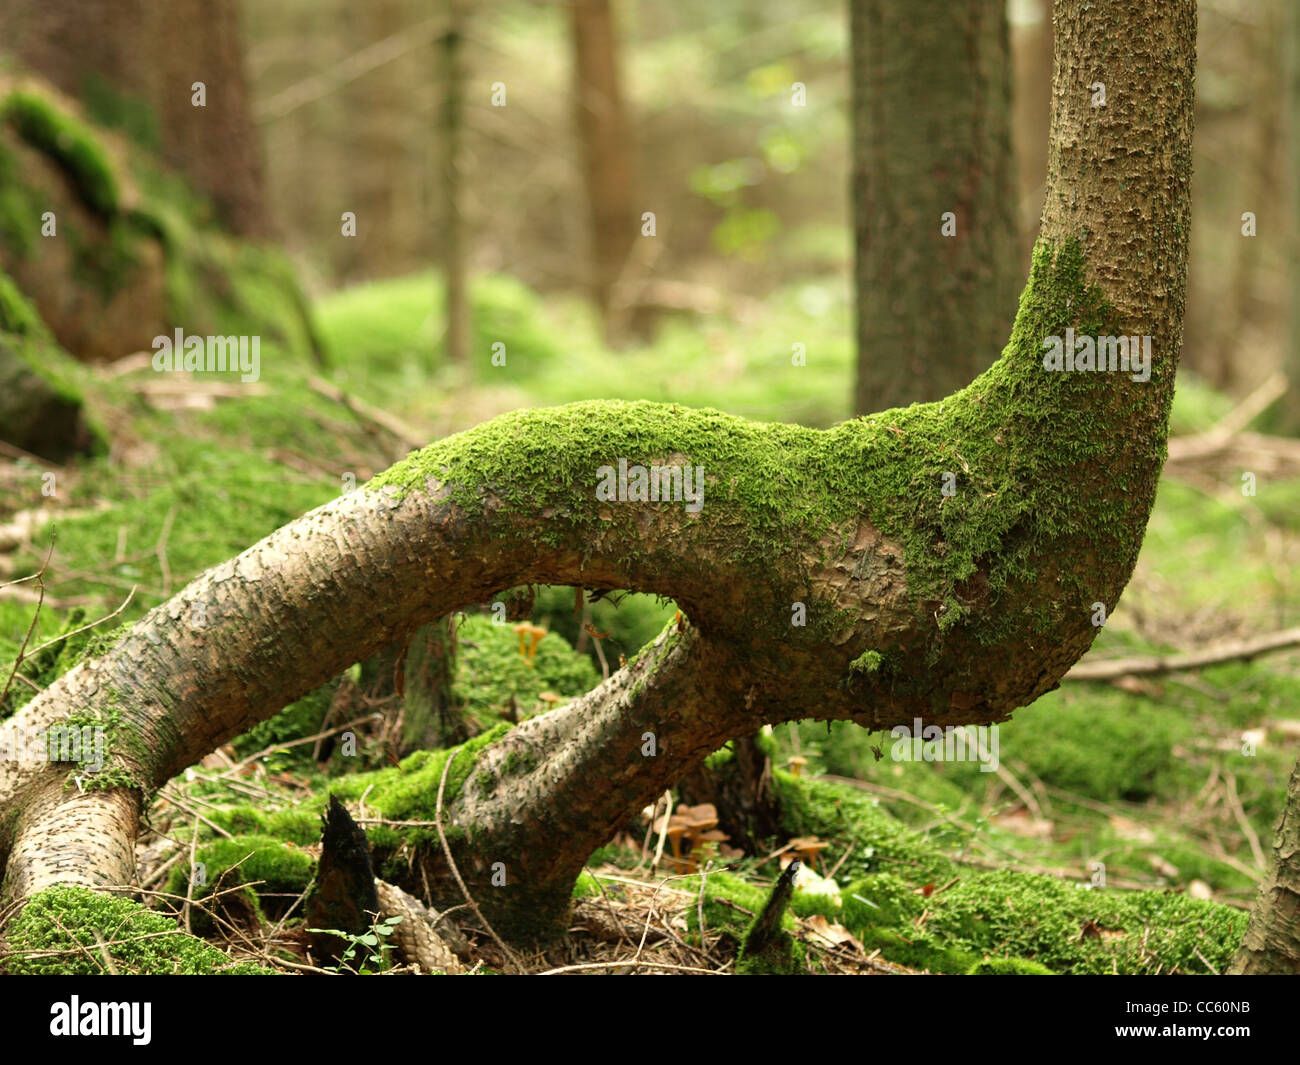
366,239 -> 1151,663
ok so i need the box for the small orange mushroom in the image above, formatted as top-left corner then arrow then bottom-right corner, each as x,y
788,835 -> 830,872
512,622 -> 548,665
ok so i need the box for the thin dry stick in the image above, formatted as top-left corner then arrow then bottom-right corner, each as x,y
156,791 -> 232,839
1223,771 -> 1266,869
22,586 -> 137,661
89,929 -> 120,975
696,861 -> 710,955
257,17 -> 448,123
585,625 -> 610,682
1066,626 -> 1300,681
154,507 -> 176,598
434,749 -> 524,973
226,711 -> 383,772
578,872 -> 636,953
140,847 -> 187,890
649,789 -> 673,874
307,376 -> 424,451
538,960 -> 725,976
825,842 -> 855,881
633,871 -> 701,964
631,792 -> 663,873
183,818 -> 200,934
0,535 -> 54,708
47,914 -> 108,974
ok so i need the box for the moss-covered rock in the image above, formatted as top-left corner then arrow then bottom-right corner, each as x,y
0,330 -> 104,463
2,886 -> 271,974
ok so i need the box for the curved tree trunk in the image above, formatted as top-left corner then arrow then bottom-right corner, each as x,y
0,0 -> 1196,941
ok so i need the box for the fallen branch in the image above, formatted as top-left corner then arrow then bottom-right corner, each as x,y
308,376 -> 424,453
1066,627 -> 1300,681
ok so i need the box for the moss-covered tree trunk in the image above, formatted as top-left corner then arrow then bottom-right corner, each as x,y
851,0 -> 1020,414
1231,758 -> 1300,973
0,0 -> 1196,941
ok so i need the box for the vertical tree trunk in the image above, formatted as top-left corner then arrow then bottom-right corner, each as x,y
569,0 -> 637,346
439,1 -> 470,364
0,0 -> 268,237
1012,0 -> 1053,258
341,0 -> 417,279
1231,759 -> 1300,973
397,620 -> 462,753
851,0 -> 1019,414
1283,0 -> 1300,433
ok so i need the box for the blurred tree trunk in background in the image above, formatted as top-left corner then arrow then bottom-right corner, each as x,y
569,0 -> 637,346
850,0 -> 1019,414
341,0 -> 416,280
440,0 -> 470,364
1012,0 -> 1052,260
702,0 -> 1021,842
0,0 -> 268,237
1232,758 -> 1300,973
1284,0 -> 1300,434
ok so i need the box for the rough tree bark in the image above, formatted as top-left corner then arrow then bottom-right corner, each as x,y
1231,758 -> 1300,973
852,0 -> 1020,414
0,0 -> 1196,941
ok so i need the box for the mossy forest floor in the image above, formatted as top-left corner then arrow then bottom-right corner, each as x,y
1,97 -> 1297,971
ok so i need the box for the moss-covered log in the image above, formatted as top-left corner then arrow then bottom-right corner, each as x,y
0,0 -> 1196,941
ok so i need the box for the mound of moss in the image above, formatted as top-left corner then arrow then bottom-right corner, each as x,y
2,886 -> 271,974
454,613 -> 600,727
774,770 -> 955,883
2,91 -> 119,215
767,774 -> 1247,974
162,835 -> 316,936
321,724 -> 513,866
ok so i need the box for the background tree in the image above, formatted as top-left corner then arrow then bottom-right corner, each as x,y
570,0 -> 638,345
851,0 -> 1020,414
1283,0 -> 1300,433
440,0 -> 470,365
0,0 -> 268,237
